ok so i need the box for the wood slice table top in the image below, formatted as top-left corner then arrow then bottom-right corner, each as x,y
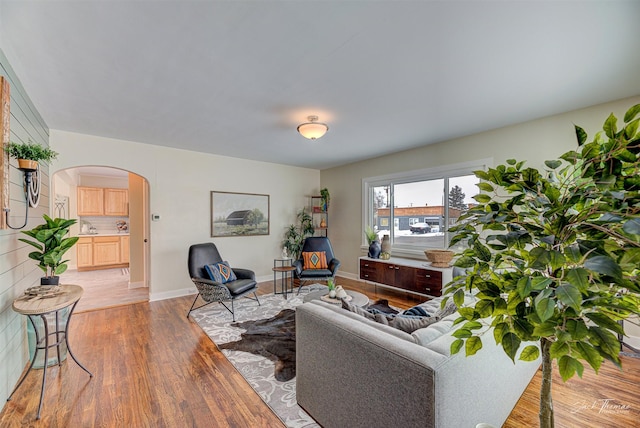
272,266 -> 296,272
303,288 -> 369,307
12,284 -> 83,315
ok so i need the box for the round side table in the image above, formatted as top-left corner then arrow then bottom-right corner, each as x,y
273,258 -> 296,298
8,284 -> 93,420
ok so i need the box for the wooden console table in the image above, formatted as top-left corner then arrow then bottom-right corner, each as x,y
8,284 -> 93,420
359,256 -> 453,297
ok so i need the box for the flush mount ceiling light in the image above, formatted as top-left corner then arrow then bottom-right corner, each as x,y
297,115 -> 328,140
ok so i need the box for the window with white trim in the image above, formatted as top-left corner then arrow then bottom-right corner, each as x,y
363,160 -> 487,255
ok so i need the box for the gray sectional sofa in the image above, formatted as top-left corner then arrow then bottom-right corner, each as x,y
296,294 -> 541,428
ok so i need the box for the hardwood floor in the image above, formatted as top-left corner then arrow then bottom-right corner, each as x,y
59,268 -> 149,313
1,278 -> 638,427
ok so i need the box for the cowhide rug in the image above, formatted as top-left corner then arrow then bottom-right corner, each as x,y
219,309 -> 296,381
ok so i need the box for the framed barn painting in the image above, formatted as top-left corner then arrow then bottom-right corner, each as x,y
210,191 -> 270,237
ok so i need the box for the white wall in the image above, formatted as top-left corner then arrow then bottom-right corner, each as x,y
322,95 -> 640,278
0,49 -> 51,406
50,130 -> 320,300
321,96 -> 640,348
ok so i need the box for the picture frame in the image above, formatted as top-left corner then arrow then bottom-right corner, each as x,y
211,191 -> 270,237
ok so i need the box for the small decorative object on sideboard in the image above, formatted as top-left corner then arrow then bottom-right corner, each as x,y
365,225 -> 381,259
380,234 -> 391,254
424,249 -> 454,267
116,220 -> 128,232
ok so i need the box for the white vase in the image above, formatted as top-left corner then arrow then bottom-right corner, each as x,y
329,289 -> 336,298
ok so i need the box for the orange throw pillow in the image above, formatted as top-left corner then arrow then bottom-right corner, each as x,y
302,251 -> 328,269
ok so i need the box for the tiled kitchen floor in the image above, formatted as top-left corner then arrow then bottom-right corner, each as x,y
59,268 -> 149,313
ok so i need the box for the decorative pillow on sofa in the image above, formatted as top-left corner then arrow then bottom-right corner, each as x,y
302,251 -> 328,269
341,300 -> 440,334
205,261 -> 237,284
388,315 -> 440,334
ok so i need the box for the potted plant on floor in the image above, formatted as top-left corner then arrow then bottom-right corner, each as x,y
20,215 -> 79,285
4,140 -> 58,170
283,208 -> 314,260
445,104 -> 640,427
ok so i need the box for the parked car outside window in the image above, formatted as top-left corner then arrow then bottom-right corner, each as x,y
409,222 -> 431,234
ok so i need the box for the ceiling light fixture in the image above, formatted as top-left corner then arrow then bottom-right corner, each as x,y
297,115 -> 328,140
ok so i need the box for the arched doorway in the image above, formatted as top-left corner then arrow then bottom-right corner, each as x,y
52,166 -> 150,312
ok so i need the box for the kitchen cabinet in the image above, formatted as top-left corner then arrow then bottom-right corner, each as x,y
104,188 -> 129,216
359,256 -> 450,297
93,236 -> 121,266
77,235 -> 130,271
77,237 -> 93,268
77,187 -> 104,216
78,186 -> 128,216
120,235 -> 130,263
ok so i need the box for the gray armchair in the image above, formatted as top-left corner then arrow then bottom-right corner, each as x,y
187,242 -> 260,321
292,237 -> 341,292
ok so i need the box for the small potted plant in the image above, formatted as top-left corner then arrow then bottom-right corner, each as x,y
364,225 -> 381,258
320,188 -> 330,211
19,215 -> 79,285
4,140 -> 58,170
327,278 -> 336,298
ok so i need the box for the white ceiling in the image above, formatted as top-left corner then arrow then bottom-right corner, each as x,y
1,1 -> 639,170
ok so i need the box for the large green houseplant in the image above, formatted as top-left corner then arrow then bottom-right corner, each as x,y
283,208 -> 314,260
20,215 -> 79,285
445,104 -> 640,428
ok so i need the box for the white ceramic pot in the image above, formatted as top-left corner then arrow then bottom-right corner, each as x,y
336,287 -> 347,299
329,289 -> 336,298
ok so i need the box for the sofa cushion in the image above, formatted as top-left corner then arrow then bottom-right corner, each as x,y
205,261 -> 237,284
342,300 -> 440,334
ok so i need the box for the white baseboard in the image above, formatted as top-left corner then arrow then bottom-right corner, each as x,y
150,286 -> 197,302
128,280 -> 146,289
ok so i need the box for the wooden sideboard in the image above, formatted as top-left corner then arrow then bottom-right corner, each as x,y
359,256 -> 453,297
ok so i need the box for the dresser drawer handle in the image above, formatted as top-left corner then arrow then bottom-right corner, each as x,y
364,264 -> 369,267
424,274 -> 431,278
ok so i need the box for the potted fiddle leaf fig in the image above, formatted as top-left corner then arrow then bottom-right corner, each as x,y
20,215 -> 79,285
4,140 -> 58,170
445,104 -> 640,428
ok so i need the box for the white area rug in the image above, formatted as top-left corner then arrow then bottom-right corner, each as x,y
190,292 -> 320,428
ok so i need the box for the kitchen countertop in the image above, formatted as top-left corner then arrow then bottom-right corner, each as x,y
78,233 -> 130,237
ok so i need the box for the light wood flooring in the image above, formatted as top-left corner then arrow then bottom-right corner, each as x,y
59,268 -> 149,313
0,278 -> 638,427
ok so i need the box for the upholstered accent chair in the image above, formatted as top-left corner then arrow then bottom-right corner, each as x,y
187,242 -> 260,321
292,237 -> 341,292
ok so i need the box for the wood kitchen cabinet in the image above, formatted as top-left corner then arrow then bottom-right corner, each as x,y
77,237 -> 93,268
77,235 -> 130,271
77,187 -> 104,216
78,186 -> 128,216
104,188 -> 129,216
359,256 -> 450,297
120,235 -> 130,263
93,236 -> 121,266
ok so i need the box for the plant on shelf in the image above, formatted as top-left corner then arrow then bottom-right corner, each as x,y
444,104 -> 640,428
4,140 -> 58,170
283,208 -> 314,260
364,225 -> 378,245
320,187 -> 330,211
20,215 -> 79,285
